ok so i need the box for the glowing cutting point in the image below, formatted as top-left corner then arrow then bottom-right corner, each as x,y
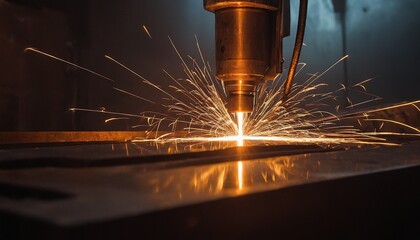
236,112 -> 244,147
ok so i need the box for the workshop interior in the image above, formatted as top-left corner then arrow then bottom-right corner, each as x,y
0,0 -> 420,239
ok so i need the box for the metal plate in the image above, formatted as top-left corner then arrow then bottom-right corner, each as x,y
0,142 -> 419,226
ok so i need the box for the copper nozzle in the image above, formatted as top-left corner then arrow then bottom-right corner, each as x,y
204,0 -> 289,113
227,93 -> 254,113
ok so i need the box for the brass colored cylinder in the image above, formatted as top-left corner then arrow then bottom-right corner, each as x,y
204,0 -> 281,113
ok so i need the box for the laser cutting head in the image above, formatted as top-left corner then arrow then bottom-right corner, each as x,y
204,0 -> 290,113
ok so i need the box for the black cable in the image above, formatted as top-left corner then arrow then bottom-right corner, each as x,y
283,0 -> 308,101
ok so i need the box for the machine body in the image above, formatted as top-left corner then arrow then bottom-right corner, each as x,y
204,0 -> 290,113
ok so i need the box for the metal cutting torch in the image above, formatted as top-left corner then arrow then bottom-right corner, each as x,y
204,0 -> 308,113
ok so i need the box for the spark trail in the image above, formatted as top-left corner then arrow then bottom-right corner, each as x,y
24,37 -> 420,148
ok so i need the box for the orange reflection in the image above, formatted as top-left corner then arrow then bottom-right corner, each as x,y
237,161 -> 243,190
146,158 -> 294,197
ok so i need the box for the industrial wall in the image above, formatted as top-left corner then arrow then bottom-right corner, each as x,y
0,0 -> 419,131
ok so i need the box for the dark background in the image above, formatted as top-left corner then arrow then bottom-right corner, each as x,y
0,0 -> 419,131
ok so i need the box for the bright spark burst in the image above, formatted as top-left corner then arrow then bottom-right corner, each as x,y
24,36 -> 420,148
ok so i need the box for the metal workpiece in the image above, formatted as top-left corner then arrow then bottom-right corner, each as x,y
1,141 -> 420,239
0,101 -> 419,238
204,0 -> 289,112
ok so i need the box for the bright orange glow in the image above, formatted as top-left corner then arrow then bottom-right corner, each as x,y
236,112 -> 244,147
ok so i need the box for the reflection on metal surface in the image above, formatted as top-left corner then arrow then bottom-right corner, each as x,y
237,161 -> 243,190
130,140 -> 238,156
0,142 -> 419,225
149,157 -> 293,196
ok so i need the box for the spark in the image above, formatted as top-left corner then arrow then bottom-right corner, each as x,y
25,48 -> 115,82
353,77 -> 375,92
132,135 -> 398,146
364,100 -> 420,114
113,87 -> 155,104
363,119 -> 420,133
69,107 -> 143,118
25,40 -> 420,148
105,117 -> 130,123
142,25 -> 152,39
